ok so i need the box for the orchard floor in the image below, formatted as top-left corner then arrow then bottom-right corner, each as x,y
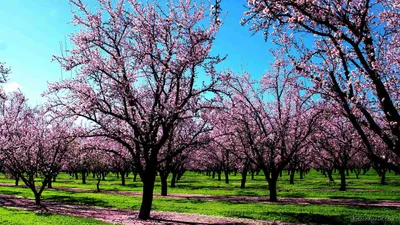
0,170 -> 399,224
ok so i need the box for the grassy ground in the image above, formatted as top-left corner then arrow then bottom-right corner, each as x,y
0,185 -> 399,224
0,169 -> 399,224
1,169 -> 399,200
0,207 -> 111,225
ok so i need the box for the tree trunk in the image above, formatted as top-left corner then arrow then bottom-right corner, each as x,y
170,172 -> 177,188
224,170 -> 229,184
160,173 -> 168,196
177,170 -> 185,180
355,169 -> 361,179
96,178 -> 101,192
52,174 -> 57,182
212,171 -> 215,179
75,172 -> 78,180
339,168 -> 346,191
133,172 -> 137,182
121,171 -> 126,186
289,169 -> 295,184
138,171 -> 156,220
239,172 -> 246,189
15,174 -> 19,186
34,192 -> 41,205
251,171 -> 255,180
217,171 -> 221,181
381,169 -> 387,185
299,170 -> 304,179
82,171 -> 86,184
268,177 -> 278,202
327,170 -> 334,182
47,178 -> 52,188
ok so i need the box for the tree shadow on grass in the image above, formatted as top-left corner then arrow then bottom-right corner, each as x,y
228,211 -> 347,225
329,196 -> 372,201
45,195 -> 111,208
281,193 -> 306,198
0,190 -> 24,196
287,213 -> 346,224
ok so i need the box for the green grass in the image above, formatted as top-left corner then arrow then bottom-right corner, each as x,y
2,169 -> 399,200
0,207 -> 110,225
0,169 -> 399,224
0,184 -> 399,224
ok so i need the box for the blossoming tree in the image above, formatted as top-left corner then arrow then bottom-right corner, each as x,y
47,0 -> 223,219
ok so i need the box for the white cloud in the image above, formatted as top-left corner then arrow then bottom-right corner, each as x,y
3,82 -> 22,93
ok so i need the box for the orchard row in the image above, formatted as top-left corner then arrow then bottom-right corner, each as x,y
1,0 -> 399,221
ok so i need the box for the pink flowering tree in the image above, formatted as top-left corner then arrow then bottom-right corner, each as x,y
312,108 -> 364,191
216,63 -> 321,201
203,109 -> 242,184
157,117 -> 210,196
0,62 -> 10,99
47,0 -> 223,219
243,0 -> 400,171
0,91 -> 78,205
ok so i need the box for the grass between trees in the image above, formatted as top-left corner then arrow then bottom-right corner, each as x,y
0,207 -> 110,225
0,169 -> 399,224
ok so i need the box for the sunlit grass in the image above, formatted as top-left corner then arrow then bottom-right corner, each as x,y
0,207 -> 111,225
0,169 -> 399,224
1,169 -> 398,200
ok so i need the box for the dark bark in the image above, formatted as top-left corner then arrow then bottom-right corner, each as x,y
75,172 -> 78,180
160,172 -> 168,196
217,171 -> 221,181
327,169 -> 334,182
34,192 -> 41,205
289,169 -> 295,184
355,169 -> 361,179
121,171 -> 126,186
339,168 -> 346,191
268,177 -> 278,202
177,170 -> 185,180
381,169 -> 387,185
138,170 -> 156,220
133,172 -> 137,182
82,171 -> 86,184
240,171 -> 247,188
15,174 -> 19,186
96,178 -> 101,192
47,178 -> 52,188
170,172 -> 177,188
224,170 -> 229,184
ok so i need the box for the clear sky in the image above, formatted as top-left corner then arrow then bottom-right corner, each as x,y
0,0 -> 274,104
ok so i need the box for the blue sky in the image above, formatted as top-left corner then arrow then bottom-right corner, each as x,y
0,0 -> 274,104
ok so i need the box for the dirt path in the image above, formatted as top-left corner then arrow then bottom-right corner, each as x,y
1,183 -> 400,208
0,194 -> 290,225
